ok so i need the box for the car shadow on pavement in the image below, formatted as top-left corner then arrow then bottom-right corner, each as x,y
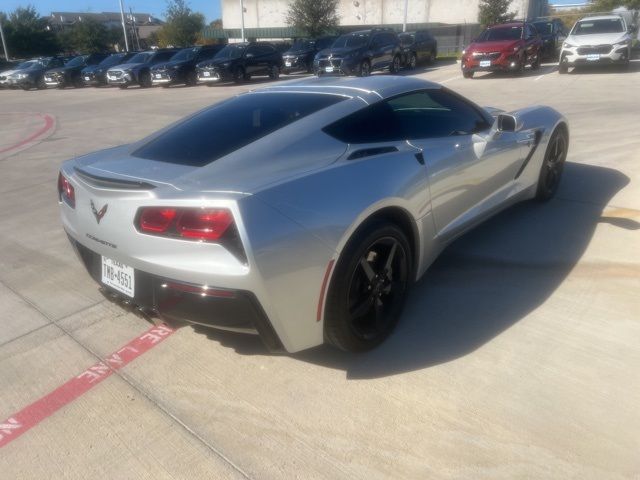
569,60 -> 640,75
194,162 -> 630,378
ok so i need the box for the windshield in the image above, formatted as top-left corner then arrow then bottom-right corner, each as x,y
128,52 -> 154,64
133,92 -> 346,166
534,22 -> 552,34
477,26 -> 522,42
16,60 -> 40,70
171,48 -> 198,62
65,56 -> 86,67
215,45 -> 246,60
399,34 -> 415,46
332,34 -> 369,48
573,18 -> 624,35
98,54 -> 126,68
290,40 -> 314,52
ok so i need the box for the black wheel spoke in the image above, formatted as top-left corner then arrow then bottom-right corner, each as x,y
384,242 -> 397,275
350,294 -> 374,318
373,297 -> 385,329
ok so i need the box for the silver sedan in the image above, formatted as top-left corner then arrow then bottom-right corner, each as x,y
58,76 -> 569,353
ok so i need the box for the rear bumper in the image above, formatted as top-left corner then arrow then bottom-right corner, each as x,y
67,234 -> 285,352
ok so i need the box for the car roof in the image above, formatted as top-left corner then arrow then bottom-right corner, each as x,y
577,15 -> 624,22
490,22 -> 526,29
251,75 -> 440,101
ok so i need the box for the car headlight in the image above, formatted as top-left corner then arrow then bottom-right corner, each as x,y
615,39 -> 630,47
513,46 -> 521,52
563,42 -> 576,49
16,73 -> 29,79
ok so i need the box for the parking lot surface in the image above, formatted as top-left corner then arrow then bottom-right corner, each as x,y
1,61 -> 639,479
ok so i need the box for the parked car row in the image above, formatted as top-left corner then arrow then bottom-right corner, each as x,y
1,28 -> 441,92
461,14 -> 636,78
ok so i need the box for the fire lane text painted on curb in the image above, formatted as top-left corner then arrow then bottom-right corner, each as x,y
0,324 -> 175,448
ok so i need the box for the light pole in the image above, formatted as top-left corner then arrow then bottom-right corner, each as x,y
119,0 -> 130,51
0,16 -> 9,60
402,0 -> 408,32
240,0 -> 245,42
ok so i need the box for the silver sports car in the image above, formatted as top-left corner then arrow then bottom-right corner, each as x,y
59,76 -> 568,353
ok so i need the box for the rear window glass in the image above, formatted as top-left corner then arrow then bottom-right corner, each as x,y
133,93 -> 346,166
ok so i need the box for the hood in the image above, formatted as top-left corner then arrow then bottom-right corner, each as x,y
0,68 -> 20,77
109,62 -> 145,71
151,59 -> 189,71
202,57 -> 240,67
81,65 -> 99,74
566,32 -> 629,46
468,40 -> 521,53
317,46 -> 363,57
283,48 -> 313,56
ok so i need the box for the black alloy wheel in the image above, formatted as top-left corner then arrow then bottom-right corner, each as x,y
359,60 -> 371,77
409,53 -> 417,69
536,128 -> 568,201
558,55 -> 569,74
463,70 -> 474,78
268,65 -> 280,79
324,222 -> 412,352
233,66 -> 245,83
390,55 -> 401,73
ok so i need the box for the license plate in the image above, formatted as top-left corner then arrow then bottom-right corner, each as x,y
285,61 -> 292,67
155,73 -> 162,78
84,76 -> 90,81
45,77 -> 52,81
101,256 -> 134,297
325,66 -> 334,73
586,54 -> 600,61
479,60 -> 491,68
202,71 -> 210,77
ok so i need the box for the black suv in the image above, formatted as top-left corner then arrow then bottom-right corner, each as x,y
81,52 -> 138,86
196,42 -> 283,84
105,49 -> 178,89
282,36 -> 336,74
532,19 -> 568,59
150,45 -> 224,87
314,29 -> 402,76
399,30 -> 438,68
44,53 -> 110,88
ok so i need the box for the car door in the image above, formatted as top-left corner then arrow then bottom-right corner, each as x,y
243,45 -> 262,75
387,89 -> 524,237
524,24 -> 540,62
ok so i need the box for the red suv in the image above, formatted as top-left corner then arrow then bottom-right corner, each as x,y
461,22 -> 542,78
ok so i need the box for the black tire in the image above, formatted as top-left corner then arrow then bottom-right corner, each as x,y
357,60 -> 371,77
558,55 -> 569,74
535,128 -> 568,201
324,221 -> 412,352
21,85 -> 31,91
531,54 -> 541,70
233,66 -> 245,83
409,53 -> 417,69
390,55 -> 401,73
139,71 -> 152,88
36,77 -> 47,90
119,84 -> 128,89
463,70 -> 474,78
268,64 -> 280,80
186,70 -> 198,86
514,58 -> 525,76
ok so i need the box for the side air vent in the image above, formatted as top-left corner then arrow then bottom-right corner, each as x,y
347,146 -> 398,160
74,168 -> 156,190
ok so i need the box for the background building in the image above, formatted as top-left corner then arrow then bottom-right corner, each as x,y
221,0 -> 549,32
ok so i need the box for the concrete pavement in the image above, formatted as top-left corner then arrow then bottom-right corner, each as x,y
0,61 -> 638,479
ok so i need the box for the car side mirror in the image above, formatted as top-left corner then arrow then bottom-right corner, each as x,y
497,114 -> 517,132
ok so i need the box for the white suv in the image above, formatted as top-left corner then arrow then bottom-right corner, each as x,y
559,15 -> 634,73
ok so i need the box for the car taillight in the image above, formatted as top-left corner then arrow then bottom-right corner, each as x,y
136,207 -> 234,242
58,172 -> 75,208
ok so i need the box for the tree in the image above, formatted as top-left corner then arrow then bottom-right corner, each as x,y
157,0 -> 205,47
4,6 -> 59,57
478,0 -> 515,27
286,0 -> 339,38
210,18 -> 223,29
58,18 -> 114,53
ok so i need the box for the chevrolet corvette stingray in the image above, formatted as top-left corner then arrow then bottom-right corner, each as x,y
59,76 -> 569,353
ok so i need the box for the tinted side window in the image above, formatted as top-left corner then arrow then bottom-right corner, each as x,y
155,52 -> 175,62
133,93 -> 346,166
323,102 -> 403,144
387,90 -> 490,139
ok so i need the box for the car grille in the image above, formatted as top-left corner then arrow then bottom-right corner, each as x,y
108,71 -> 124,78
318,58 -> 343,68
577,45 -> 612,55
0,76 -> 6,81
472,52 -> 501,60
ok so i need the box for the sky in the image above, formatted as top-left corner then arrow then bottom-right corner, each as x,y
2,0 -> 222,23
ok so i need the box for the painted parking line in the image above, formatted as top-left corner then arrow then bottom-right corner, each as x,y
0,113 -> 55,155
0,324 -> 175,448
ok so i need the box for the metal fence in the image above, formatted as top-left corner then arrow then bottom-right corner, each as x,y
201,22 -> 482,56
